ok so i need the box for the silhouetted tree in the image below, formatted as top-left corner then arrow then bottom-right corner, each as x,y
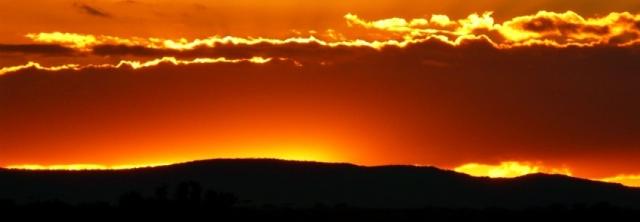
204,189 -> 238,209
118,191 -> 145,208
174,182 -> 190,203
173,180 -> 205,209
154,185 -> 169,201
187,181 -> 202,204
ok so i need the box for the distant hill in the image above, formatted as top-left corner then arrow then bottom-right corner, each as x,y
1,159 -> 638,209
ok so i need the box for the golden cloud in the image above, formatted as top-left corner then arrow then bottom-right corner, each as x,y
346,11 -> 640,47
0,56 -> 271,75
11,10 -> 637,68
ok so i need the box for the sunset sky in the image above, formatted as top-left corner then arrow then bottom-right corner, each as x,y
1,0 -> 640,187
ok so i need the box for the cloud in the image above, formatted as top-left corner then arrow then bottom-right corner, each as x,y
17,11 -> 640,65
0,44 -> 75,55
73,2 -> 112,18
345,11 -> 640,47
25,32 -> 138,50
0,56 -> 271,75
25,32 -> 406,51
501,11 -> 640,46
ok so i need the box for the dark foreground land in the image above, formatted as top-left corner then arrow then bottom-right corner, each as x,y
2,199 -> 639,220
1,159 -> 640,219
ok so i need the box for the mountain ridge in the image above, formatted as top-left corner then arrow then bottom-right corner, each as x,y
1,158 -> 638,209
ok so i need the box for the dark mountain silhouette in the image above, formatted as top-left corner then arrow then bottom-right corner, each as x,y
1,159 -> 639,209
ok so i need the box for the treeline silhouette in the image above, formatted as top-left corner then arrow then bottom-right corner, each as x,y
117,181 -> 238,210
1,180 -> 639,220
2,159 -> 640,219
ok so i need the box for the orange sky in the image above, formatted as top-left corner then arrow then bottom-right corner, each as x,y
1,0 -> 640,187
1,0 -> 639,42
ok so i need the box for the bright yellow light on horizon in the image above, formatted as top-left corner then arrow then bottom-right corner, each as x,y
6,160 -> 640,188
453,161 -> 640,188
454,161 -> 573,178
5,163 -> 170,171
3,156 -> 326,171
601,175 -> 640,188
214,146 -> 340,163
4,147 -> 339,171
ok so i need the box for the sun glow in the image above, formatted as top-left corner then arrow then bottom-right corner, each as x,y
6,160 -> 640,188
600,175 -> 640,187
5,163 -> 169,171
454,161 -> 573,178
452,161 -> 640,187
212,145 -> 341,163
4,145 -> 340,171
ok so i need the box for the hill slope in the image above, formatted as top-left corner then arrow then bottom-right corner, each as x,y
1,159 -> 638,208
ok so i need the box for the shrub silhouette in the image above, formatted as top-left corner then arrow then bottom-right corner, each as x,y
118,191 -> 145,208
154,185 -> 169,201
113,180 -> 238,211
204,189 -> 238,209
1,195 -> 639,220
